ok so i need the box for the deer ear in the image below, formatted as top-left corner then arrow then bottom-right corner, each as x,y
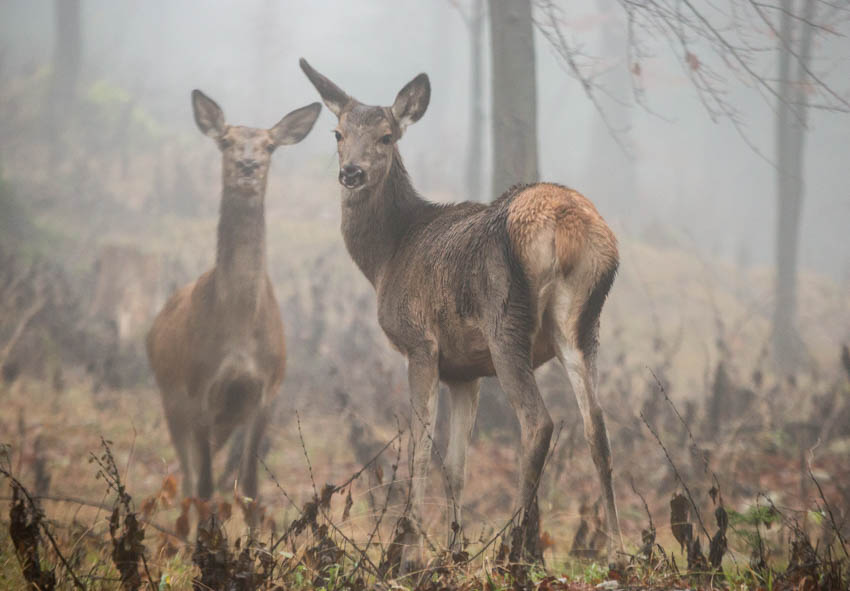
299,58 -> 350,117
191,89 -> 226,138
391,73 -> 430,133
269,102 -> 322,146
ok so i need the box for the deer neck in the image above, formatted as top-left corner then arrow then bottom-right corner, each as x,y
214,185 -> 268,314
340,151 -> 430,286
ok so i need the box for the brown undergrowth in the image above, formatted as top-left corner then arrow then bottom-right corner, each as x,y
2,343 -> 849,590
2,66 -> 850,590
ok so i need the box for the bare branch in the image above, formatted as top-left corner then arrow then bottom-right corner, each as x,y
594,0 -> 850,159
534,0 -> 633,155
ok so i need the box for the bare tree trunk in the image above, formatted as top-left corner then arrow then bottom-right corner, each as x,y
466,0 -> 486,202
48,0 -> 81,166
586,0 -> 634,220
488,0 -> 538,199
772,0 -> 815,370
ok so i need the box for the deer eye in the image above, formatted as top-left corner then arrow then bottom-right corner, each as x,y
219,138 -> 232,149
380,134 -> 393,145
265,143 -> 275,153
333,130 -> 342,142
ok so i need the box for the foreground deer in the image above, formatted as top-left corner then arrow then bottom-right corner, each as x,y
300,59 -> 623,569
146,90 -> 320,506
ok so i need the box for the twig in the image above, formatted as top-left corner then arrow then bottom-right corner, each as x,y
647,367 -> 710,475
349,423 -> 404,583
534,0 -> 632,156
640,411 -> 711,541
295,410 -> 319,503
332,430 -> 402,494
1,467 -> 87,590
466,421 -> 564,563
630,475 -> 654,534
292,413 -> 382,577
806,445 -> 849,558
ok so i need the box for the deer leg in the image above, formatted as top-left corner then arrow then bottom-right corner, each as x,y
216,427 -> 245,492
236,407 -> 269,528
193,424 -> 214,500
489,339 -> 553,564
240,408 -> 269,500
443,378 -> 480,551
554,330 -> 623,566
400,345 -> 439,576
210,375 -> 263,493
164,407 -> 193,497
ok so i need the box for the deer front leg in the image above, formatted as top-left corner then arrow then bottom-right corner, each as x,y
443,378 -> 480,552
400,345 -> 439,576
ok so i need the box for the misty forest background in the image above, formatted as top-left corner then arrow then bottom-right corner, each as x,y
1,0 -> 850,588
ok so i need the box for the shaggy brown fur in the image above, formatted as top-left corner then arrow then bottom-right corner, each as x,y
146,90 -> 319,506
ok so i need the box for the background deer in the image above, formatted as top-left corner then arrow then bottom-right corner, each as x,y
146,90 -> 320,507
300,58 -> 623,569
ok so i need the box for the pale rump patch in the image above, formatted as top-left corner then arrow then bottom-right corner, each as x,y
506,183 -> 618,282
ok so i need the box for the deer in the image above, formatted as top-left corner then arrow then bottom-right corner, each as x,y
146,89 -> 321,513
300,58 -> 624,571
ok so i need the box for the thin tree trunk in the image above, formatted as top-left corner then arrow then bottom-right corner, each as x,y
586,0 -> 634,220
466,0 -> 486,202
48,0 -> 81,166
488,0 -> 538,199
772,0 -> 815,370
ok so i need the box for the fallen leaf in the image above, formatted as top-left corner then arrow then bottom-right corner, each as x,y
670,492 -> 693,552
140,496 -> 157,518
686,51 -> 700,71
342,486 -> 353,522
161,474 -> 178,501
175,513 -> 189,539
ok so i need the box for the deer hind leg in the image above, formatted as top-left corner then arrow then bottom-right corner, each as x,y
209,374 -> 263,484
488,329 -> 553,564
400,345 -> 440,576
216,427 -> 245,493
239,406 -> 269,500
552,281 -> 623,565
443,378 -> 480,551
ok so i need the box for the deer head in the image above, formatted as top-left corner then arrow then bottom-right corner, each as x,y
191,89 -> 321,200
299,58 -> 430,194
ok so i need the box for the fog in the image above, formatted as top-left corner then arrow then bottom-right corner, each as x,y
2,3 -> 850,583
4,0 -> 848,277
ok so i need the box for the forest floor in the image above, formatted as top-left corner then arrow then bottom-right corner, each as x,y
1,346 -> 849,590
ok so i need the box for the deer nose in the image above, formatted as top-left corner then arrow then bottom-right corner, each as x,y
339,164 -> 365,188
236,159 -> 259,174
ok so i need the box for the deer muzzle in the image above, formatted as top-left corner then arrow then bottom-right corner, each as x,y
339,164 -> 365,189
